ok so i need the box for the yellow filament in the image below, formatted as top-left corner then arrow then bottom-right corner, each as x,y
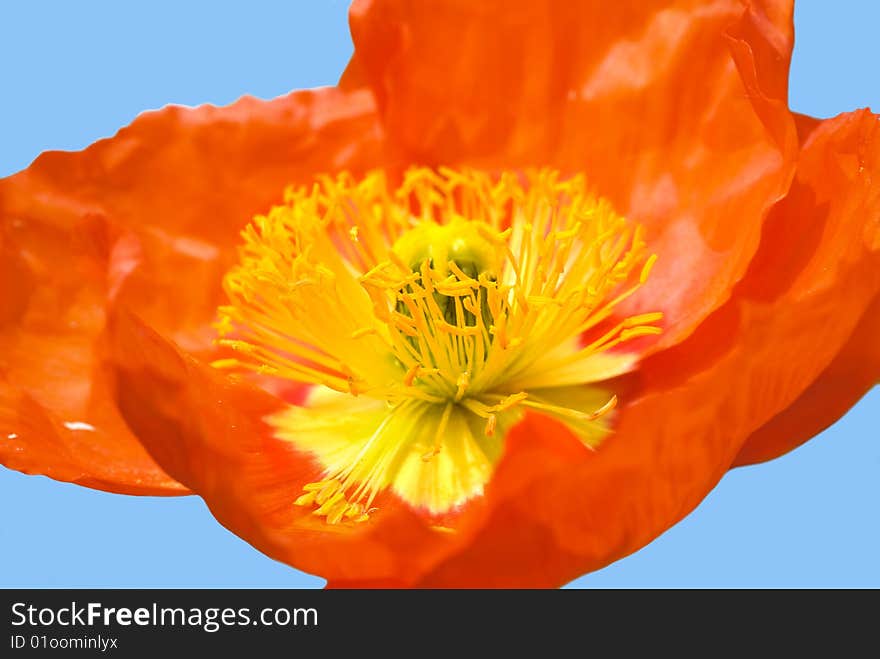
218,168 -> 661,523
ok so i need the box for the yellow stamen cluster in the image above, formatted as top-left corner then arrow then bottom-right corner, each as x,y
215,168 -> 661,522
293,479 -> 370,525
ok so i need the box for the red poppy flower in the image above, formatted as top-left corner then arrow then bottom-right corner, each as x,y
1,0 -> 878,587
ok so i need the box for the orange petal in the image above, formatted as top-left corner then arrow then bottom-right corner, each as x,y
734,293 -> 880,466
740,109 -> 880,469
0,218 -> 185,495
0,381 -> 185,496
349,0 -> 798,350
1,86 -> 382,357
0,86 -> 383,493
411,109 -> 880,587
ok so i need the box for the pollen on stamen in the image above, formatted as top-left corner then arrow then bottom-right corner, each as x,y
588,395 -> 618,420
217,166 -> 663,523
404,363 -> 421,387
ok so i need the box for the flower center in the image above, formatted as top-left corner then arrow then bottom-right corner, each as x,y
392,219 -> 497,354
214,168 -> 661,524
381,219 -> 502,403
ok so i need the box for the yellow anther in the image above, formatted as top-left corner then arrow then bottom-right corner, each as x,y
420,447 -> 441,462
351,327 -> 378,339
302,479 -> 336,492
620,326 -> 664,341
430,525 -> 457,535
455,372 -> 471,402
640,254 -> 658,284
294,491 -> 316,507
404,363 -> 422,387
314,491 -> 346,516
326,500 -> 350,525
315,480 -> 340,505
588,395 -> 618,420
210,358 -> 240,369
626,312 -> 665,326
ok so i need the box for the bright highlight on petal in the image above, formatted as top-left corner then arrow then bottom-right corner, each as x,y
216,168 -> 661,520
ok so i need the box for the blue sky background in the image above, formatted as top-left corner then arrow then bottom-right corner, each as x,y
0,1 -> 877,588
